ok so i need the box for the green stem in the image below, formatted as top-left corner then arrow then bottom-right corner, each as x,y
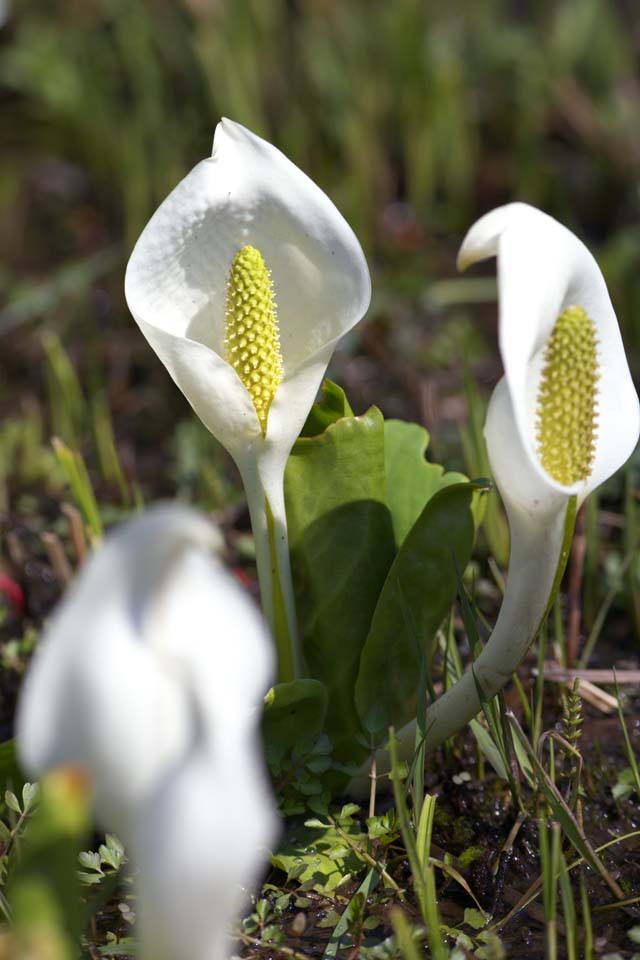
265,498 -> 296,683
348,496 -> 579,796
388,729 -> 426,919
539,495 -> 577,626
421,494 -> 577,749
237,451 -> 299,684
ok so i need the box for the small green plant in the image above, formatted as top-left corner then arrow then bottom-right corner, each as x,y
78,834 -> 127,886
266,734 -> 334,818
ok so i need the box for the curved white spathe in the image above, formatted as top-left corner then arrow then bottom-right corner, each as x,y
134,748 -> 274,960
458,202 -> 640,505
16,505 -> 278,960
421,204 -> 640,748
125,120 -> 372,675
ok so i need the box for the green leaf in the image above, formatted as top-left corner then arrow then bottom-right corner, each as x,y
300,380 -> 354,438
5,790 -> 20,814
285,405 -> 396,761
78,851 -> 102,872
98,941 -> 137,957
271,821 -> 364,893
0,739 -> 24,792
612,780 -> 634,802
306,755 -> 332,774
469,719 -> 509,781
384,419 -> 468,547
21,782 -> 39,813
98,842 -> 123,871
416,793 -> 436,869
51,437 -> 103,541
105,834 -> 124,857
322,868 -> 380,960
9,770 -> 90,955
463,907 -> 487,931
508,713 -> 625,901
262,679 -> 328,750
355,482 -> 480,737
317,909 -> 342,929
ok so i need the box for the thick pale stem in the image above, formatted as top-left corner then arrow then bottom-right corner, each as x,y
265,499 -> 298,682
264,482 -> 302,679
419,496 -> 575,750
239,456 -> 273,624
237,452 -> 300,684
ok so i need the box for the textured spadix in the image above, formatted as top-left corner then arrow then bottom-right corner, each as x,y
421,203 -> 640,748
16,505 -> 277,960
224,244 -> 283,433
125,120 -> 371,680
536,305 -> 598,486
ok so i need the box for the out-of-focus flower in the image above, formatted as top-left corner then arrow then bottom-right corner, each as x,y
422,203 -> 640,747
125,119 -> 371,681
0,572 -> 24,616
17,505 -> 277,960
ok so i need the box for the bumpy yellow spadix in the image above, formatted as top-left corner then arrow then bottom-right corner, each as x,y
536,305 -> 599,486
224,246 -> 283,433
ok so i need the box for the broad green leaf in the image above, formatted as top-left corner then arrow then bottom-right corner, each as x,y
356,482 -> 481,738
285,406 -> 396,762
384,419 -> 468,547
300,380 -> 354,438
262,679 -> 328,750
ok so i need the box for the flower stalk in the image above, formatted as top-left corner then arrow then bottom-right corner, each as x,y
349,204 -> 639,792
419,203 -> 639,749
125,119 -> 371,682
421,493 -> 578,750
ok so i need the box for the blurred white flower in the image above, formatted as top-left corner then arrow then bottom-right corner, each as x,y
423,203 -> 640,747
125,119 -> 371,680
17,504 -> 278,960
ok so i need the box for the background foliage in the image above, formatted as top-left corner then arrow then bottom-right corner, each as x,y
3,0 -> 640,349
2,3 -> 640,956
3,0 -> 639,670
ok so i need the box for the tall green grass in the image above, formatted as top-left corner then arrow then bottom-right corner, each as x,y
3,0 -> 640,283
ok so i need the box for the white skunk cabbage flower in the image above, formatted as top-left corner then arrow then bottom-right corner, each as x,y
422,202 -> 640,748
125,119 -> 371,682
16,505 -> 278,960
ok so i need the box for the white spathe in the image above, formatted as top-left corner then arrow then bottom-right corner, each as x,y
458,202 -> 639,506
422,203 -> 640,748
125,120 -> 372,674
16,505 -> 278,960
